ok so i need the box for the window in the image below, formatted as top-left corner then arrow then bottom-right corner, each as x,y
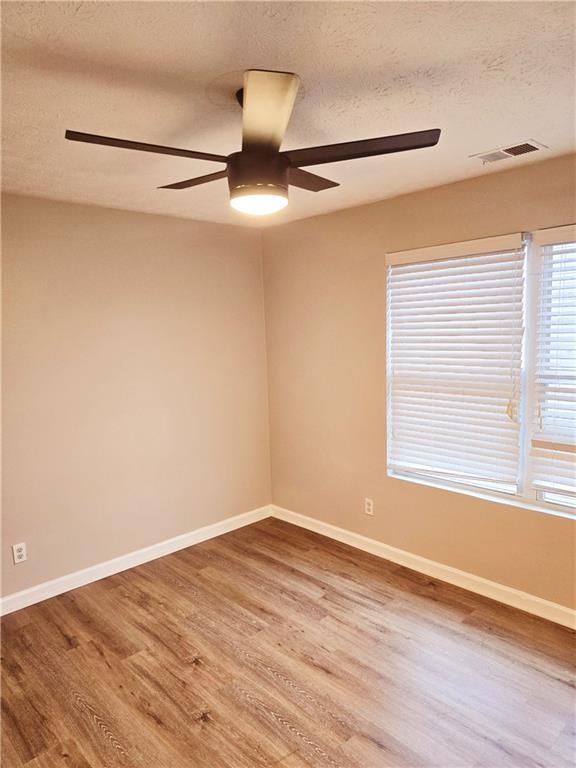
386,226 -> 576,517
527,226 -> 576,509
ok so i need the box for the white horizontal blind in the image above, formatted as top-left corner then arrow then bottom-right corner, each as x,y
387,240 -> 525,493
528,234 -> 576,508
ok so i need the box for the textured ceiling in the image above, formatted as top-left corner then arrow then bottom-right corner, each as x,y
2,1 -> 575,227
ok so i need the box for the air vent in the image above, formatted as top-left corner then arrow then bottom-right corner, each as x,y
503,142 -> 540,156
470,140 -> 547,165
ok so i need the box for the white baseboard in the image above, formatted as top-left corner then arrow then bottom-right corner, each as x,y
0,506 -> 271,616
3,503 -> 574,629
270,505 -> 576,630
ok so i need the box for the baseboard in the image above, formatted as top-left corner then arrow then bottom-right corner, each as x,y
3,503 -> 574,629
0,506 -> 271,616
270,505 -> 576,629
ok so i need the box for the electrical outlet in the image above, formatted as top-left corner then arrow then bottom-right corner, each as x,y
12,542 -> 27,564
364,498 -> 374,516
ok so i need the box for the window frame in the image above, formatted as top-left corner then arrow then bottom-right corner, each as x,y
386,227 -> 576,520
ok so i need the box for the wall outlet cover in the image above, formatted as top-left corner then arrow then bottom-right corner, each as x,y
12,542 -> 27,564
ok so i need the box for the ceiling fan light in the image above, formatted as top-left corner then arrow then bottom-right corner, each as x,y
230,189 -> 288,216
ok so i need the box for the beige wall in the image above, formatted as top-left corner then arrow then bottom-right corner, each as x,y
263,154 -> 576,609
2,194 -> 270,595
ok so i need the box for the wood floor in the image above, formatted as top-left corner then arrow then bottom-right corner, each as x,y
1,518 -> 574,768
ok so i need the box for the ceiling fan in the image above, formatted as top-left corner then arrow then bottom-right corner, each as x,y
66,69 -> 441,216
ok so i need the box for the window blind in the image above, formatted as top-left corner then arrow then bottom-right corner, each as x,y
528,227 -> 576,508
387,235 -> 525,493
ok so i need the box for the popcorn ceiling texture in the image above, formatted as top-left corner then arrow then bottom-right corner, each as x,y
2,1 -> 574,226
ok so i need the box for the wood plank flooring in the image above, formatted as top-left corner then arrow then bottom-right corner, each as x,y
1,517 -> 575,767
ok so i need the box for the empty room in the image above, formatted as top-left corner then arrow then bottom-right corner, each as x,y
1,2 -> 575,766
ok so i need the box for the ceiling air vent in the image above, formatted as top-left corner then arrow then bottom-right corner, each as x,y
502,142 -> 540,156
470,140 -> 547,165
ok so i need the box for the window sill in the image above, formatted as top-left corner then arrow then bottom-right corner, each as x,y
388,470 -> 576,521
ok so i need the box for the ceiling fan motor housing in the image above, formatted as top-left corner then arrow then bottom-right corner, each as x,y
227,151 -> 289,200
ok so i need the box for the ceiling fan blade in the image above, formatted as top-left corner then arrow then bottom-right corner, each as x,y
289,167 -> 339,192
283,129 -> 441,167
65,130 -> 227,163
242,70 -> 300,152
158,170 -> 228,189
